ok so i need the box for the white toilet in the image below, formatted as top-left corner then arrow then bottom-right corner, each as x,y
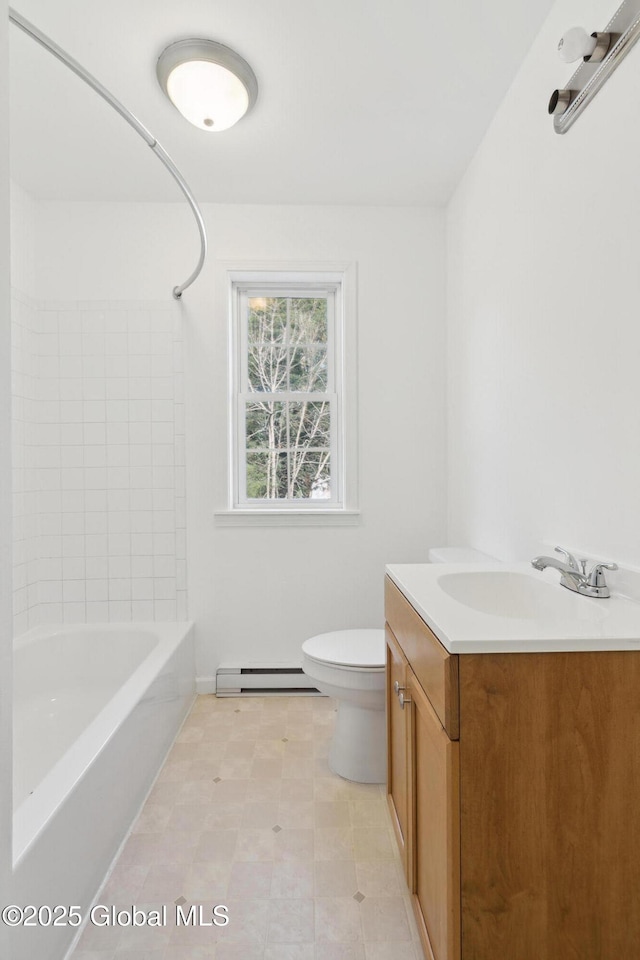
301,629 -> 386,784
302,548 -> 494,785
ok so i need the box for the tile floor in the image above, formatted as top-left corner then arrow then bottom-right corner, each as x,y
71,694 -> 424,960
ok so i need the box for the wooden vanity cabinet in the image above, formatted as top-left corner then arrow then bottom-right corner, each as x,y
385,574 -> 640,960
386,624 -> 409,869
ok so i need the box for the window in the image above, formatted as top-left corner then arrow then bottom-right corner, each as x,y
226,266 -> 357,520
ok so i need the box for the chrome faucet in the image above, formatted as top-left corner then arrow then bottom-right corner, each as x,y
531,546 -> 618,598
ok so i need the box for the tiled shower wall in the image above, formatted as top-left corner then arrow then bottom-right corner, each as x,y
11,297 -> 187,635
11,290 -> 40,634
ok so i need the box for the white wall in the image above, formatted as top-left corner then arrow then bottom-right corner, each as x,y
447,0 -> 640,567
1,0 -> 13,932
36,201 -> 447,680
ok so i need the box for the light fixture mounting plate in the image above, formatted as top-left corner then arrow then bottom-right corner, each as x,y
552,0 -> 640,133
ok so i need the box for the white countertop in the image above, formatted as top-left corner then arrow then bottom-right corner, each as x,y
385,562 -> 640,653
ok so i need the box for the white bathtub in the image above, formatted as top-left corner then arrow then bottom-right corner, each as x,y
9,621 -> 195,960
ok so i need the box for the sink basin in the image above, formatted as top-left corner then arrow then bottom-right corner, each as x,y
437,570 -> 606,621
384,562 -> 640,653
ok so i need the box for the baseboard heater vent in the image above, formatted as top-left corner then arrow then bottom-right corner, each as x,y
216,663 -> 322,697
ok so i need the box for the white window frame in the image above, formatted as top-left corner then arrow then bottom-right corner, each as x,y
215,262 -> 359,526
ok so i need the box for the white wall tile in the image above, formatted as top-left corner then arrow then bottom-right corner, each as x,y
86,579 -> 108,602
12,296 -> 186,633
131,600 -> 154,621
108,600 -> 131,621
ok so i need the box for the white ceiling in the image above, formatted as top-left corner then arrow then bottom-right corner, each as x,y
9,0 -> 555,205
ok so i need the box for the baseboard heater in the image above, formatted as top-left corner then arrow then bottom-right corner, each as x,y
216,663 -> 322,696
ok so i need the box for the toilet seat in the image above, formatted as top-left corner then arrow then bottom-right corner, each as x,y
302,629 -> 385,670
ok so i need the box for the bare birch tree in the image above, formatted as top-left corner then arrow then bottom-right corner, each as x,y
245,296 -> 331,499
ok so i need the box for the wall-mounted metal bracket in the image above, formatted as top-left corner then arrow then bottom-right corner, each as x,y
551,0 -> 640,134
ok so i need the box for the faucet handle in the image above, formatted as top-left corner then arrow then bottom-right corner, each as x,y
587,561 -> 618,587
554,546 -> 581,571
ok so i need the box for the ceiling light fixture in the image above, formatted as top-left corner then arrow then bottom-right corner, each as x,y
157,38 -> 258,132
548,0 -> 640,133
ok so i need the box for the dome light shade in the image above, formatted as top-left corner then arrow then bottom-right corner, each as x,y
157,38 -> 258,132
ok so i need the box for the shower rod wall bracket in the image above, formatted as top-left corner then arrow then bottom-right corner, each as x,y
8,6 -> 207,299
550,0 -> 640,133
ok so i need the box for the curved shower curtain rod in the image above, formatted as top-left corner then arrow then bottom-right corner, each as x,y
8,7 -> 207,300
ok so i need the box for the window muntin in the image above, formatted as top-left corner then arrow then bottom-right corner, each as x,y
233,281 -> 343,509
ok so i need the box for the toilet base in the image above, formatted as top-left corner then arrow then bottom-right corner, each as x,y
328,700 -> 387,784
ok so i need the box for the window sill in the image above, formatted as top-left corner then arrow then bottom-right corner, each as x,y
213,510 -> 361,527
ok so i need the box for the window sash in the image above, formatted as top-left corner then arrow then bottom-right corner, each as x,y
232,281 -> 343,510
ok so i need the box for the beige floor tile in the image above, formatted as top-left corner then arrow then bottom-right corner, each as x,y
364,944 -> 421,960
177,724 -> 205,743
281,778 -> 314,800
251,757 -> 283,778
314,778 -> 354,802
349,799 -> 389,828
69,951 -> 117,960
259,721 -> 289,739
314,801 -> 350,828
314,757 -> 333,777
157,759 -> 192,783
227,860 -> 273,898
282,756 -> 315,779
114,948 -> 165,960
185,758 -> 225,780
284,724 -> 315,741
138,863 -> 190,901
245,777 -> 281,801
284,739 -> 314,759
167,742 -> 202,763
270,859 -> 314,898
315,897 -> 362,943
215,943 -> 263,959
201,721 -> 235,742
267,898 -> 315,943
194,829 -> 238,862
314,827 -> 354,861
314,738 -> 331,759
215,898 -> 269,944
210,779 -> 249,802
167,802 -> 213,832
168,902 -> 225,948
354,861 -> 402,898
218,757 -> 254,779
315,947 -> 366,960
273,827 -> 314,861
146,781 -> 183,805
359,897 -> 412,942
241,800 -> 280,828
100,864 -> 149,903
254,738 -> 285,758
352,829 -> 394,861
234,826 -> 276,861
176,780 -> 217,804
314,860 -> 358,897
230,725 -> 262,743
70,696 -> 408,960
278,799 -> 315,829
162,946 -> 219,959
76,918 -> 123,953
224,739 -> 256,758
264,944 -> 314,960
183,860 -> 233,900
142,830 -> 202,865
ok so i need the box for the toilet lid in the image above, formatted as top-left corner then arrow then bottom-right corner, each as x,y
302,629 -> 385,668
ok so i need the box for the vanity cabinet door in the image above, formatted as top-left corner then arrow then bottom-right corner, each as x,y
386,625 -> 409,874
408,671 -> 461,960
